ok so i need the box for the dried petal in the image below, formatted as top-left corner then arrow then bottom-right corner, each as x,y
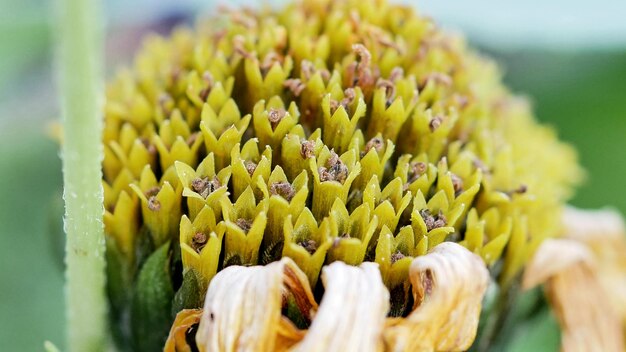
385,242 -> 489,351
195,257 -> 317,352
562,207 -> 626,320
292,262 -> 389,352
523,238 -> 625,352
164,309 -> 203,352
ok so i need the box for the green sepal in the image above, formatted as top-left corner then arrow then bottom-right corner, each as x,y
134,226 -> 155,272
105,237 -> 134,352
172,269 -> 204,316
131,241 -> 175,352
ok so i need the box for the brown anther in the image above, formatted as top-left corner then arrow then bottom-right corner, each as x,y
301,60 -> 315,80
300,140 -> 315,159
326,151 -> 339,169
198,71 -> 214,102
191,177 -> 208,194
352,44 -> 371,69
343,87 -> 356,104
192,176 -> 221,199
283,78 -> 305,97
244,160 -> 258,176
420,72 -> 453,90
389,67 -> 404,82
433,210 -> 447,229
329,163 -> 348,184
329,99 -> 340,114
319,151 -> 348,183
260,52 -> 282,76
473,159 -> 490,174
269,181 -> 295,202
391,251 -> 405,264
420,209 -> 447,231
267,108 -> 287,130
330,88 -> 357,114
377,35 -> 399,50
235,218 -> 253,233
351,44 -> 375,89
233,35 -> 255,60
202,71 -> 214,84
319,69 -> 331,82
318,167 -> 333,183
139,138 -> 157,155
186,132 -> 199,146
509,184 -> 528,196
408,161 -> 427,183
345,61 -> 358,86
147,196 -> 161,211
299,239 -> 318,255
429,116 -> 443,132
362,137 -> 384,157
451,173 -> 464,195
191,232 -> 208,253
145,186 -> 161,197
198,88 -> 210,102
377,79 -> 396,105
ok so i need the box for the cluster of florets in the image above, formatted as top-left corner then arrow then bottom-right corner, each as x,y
102,0 -> 580,337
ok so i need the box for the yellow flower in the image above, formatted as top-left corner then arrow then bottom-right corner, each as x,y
100,0 -> 588,349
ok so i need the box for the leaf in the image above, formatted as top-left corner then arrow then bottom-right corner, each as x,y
131,242 -> 175,352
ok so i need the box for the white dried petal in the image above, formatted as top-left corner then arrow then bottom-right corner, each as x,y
385,242 -> 489,352
292,262 -> 389,352
523,238 -> 625,352
195,257 -> 317,352
563,207 -> 626,320
522,238 -> 593,290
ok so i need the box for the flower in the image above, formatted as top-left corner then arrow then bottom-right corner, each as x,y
101,0 -> 584,350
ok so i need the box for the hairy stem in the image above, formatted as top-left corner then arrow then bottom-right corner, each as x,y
58,0 -> 106,350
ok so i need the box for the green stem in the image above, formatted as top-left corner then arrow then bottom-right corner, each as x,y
58,0 -> 106,350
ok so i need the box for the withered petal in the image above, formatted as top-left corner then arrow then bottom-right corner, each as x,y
523,238 -> 625,352
384,242 -> 489,351
195,257 -> 316,352
164,309 -> 203,352
292,262 -> 389,352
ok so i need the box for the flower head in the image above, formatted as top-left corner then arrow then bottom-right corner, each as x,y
101,0 -> 582,349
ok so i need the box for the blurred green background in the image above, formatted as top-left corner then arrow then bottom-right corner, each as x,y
1,0 -> 624,350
